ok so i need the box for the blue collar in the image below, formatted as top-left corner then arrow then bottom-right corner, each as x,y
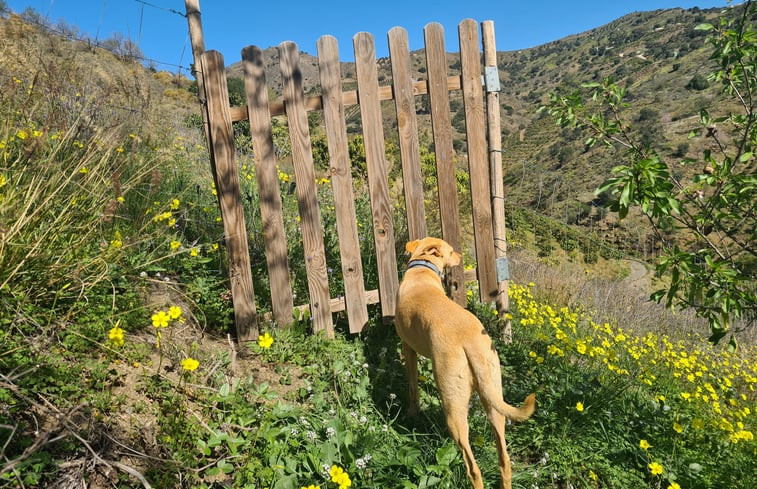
407,259 -> 442,277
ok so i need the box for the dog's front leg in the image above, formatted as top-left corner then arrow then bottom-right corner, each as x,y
402,342 -> 420,416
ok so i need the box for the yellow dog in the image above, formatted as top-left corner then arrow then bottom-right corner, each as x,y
395,237 -> 535,489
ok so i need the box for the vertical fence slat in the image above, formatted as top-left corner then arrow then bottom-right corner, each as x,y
354,32 -> 399,320
481,21 -> 511,340
388,27 -> 427,242
424,22 -> 465,305
279,41 -> 334,337
242,45 -> 295,328
317,35 -> 370,334
200,50 -> 258,341
185,0 -> 222,208
459,19 -> 497,303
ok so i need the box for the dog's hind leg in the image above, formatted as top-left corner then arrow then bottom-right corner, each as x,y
434,360 -> 484,489
482,401 -> 512,489
402,342 -> 420,416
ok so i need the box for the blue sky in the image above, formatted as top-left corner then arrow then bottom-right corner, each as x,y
4,1 -> 734,74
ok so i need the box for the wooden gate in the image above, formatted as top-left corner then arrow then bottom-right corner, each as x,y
185,1 -> 511,342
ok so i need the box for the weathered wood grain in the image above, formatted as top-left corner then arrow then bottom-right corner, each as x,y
424,22 -> 465,305
200,50 -> 258,341
242,45 -> 294,328
388,26 -> 426,242
459,19 -> 497,303
317,35 -> 369,333
279,41 -> 334,337
354,31 -> 399,320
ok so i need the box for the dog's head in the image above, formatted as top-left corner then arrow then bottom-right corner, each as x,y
405,237 -> 461,270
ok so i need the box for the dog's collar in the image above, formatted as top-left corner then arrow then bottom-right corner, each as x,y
407,259 -> 442,277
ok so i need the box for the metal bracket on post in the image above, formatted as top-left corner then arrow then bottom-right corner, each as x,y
484,66 -> 500,92
496,256 -> 510,282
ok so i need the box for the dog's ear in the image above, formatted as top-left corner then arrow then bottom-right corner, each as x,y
405,240 -> 420,253
449,251 -> 462,266
425,245 -> 442,258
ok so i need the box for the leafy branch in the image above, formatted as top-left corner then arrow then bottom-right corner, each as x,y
541,1 -> 756,346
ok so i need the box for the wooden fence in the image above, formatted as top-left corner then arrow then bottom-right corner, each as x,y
185,0 -> 511,342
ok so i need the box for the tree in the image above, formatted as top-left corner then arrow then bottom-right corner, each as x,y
542,1 -> 756,346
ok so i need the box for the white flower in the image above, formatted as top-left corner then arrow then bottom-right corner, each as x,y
326,427 -> 336,438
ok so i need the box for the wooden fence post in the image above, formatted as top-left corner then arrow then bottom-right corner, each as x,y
482,20 -> 512,342
388,27 -> 427,242
184,0 -> 220,194
241,45 -> 295,328
354,32 -> 399,321
317,35 -> 370,334
200,50 -> 258,342
424,22 -> 465,306
459,19 -> 498,303
279,42 -> 334,338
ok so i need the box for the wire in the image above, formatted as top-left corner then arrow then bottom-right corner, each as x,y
133,0 -> 187,18
13,13 -> 190,71
96,0 -> 107,42
138,2 -> 144,45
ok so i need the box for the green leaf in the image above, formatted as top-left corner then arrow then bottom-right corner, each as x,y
217,458 -> 234,474
695,23 -> 714,31
435,443 -> 459,466
700,109 -> 711,125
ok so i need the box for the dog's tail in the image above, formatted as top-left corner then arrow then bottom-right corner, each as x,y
495,393 -> 536,422
465,345 -> 536,422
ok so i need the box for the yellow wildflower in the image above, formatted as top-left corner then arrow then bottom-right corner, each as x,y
181,357 -> 199,371
648,462 -> 663,475
170,240 -> 181,250
168,306 -> 183,320
576,402 -> 584,412
329,465 -> 351,489
258,332 -> 274,349
108,326 -> 125,347
639,439 -> 651,450
152,311 -> 170,328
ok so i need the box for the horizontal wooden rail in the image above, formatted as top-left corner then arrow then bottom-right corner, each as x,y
272,269 -> 481,322
229,74 -> 462,122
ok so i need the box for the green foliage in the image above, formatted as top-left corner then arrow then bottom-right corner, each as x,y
686,73 -> 710,91
541,1 -> 757,345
